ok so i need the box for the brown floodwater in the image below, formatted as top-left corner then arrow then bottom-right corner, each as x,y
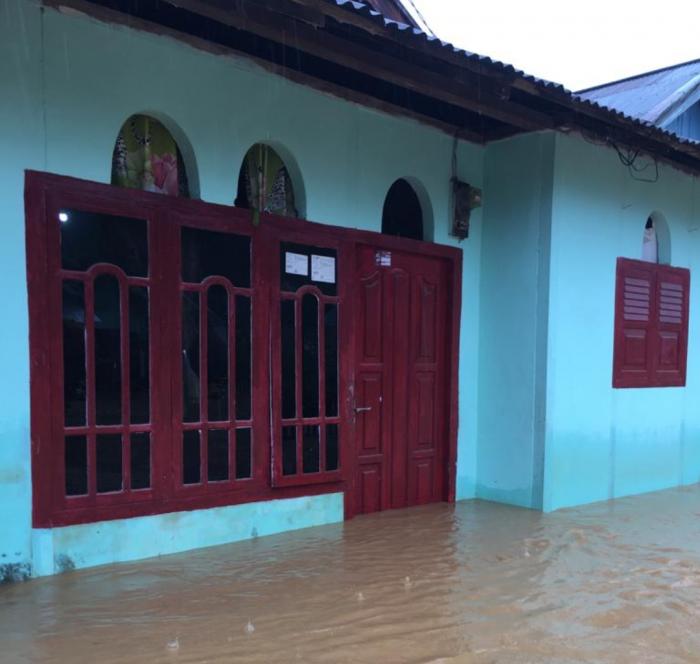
3,487 -> 700,663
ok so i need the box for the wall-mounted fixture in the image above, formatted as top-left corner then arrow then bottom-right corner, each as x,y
451,178 -> 482,240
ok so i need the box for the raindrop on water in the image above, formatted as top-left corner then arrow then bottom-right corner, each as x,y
166,637 -> 179,652
245,619 -> 255,634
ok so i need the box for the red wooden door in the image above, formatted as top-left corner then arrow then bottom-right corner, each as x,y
353,244 -> 449,515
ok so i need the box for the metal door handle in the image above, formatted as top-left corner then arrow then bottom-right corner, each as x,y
355,406 -> 372,413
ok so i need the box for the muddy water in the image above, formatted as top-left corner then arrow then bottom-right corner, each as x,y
3,488 -> 700,663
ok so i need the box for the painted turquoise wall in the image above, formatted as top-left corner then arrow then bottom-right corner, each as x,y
544,132 -> 700,511
0,0 -> 482,577
477,132 -> 554,509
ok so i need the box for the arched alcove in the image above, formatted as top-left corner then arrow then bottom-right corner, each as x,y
646,211 -> 672,265
381,178 -> 429,241
111,114 -> 196,197
235,143 -> 304,219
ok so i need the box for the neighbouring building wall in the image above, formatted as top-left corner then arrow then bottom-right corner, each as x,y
0,0 -> 482,577
544,132 -> 700,511
477,132 -> 555,509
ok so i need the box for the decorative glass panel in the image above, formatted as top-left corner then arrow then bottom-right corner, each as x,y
302,425 -> 320,474
130,433 -> 150,490
301,294 -> 319,418
94,275 -> 122,425
96,434 -> 122,493
235,295 -> 252,421
324,304 -> 338,417
235,428 -> 252,479
63,280 -> 86,427
129,287 -> 150,424
282,427 -> 297,476
60,210 -> 148,276
207,429 -> 229,482
326,424 -> 339,472
182,291 -> 200,423
65,435 -> 88,496
281,300 -> 296,419
181,227 -> 250,287
183,430 -> 201,485
207,286 -> 229,422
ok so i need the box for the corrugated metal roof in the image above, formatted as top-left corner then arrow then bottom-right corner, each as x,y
329,0 -> 700,150
577,59 -> 700,126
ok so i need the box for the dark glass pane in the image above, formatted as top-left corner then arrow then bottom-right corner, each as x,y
207,429 -> 229,482
302,425 -> 320,474
94,275 -> 122,425
183,430 -> 201,485
235,428 -> 252,479
65,435 -> 87,496
235,295 -> 251,421
181,227 -> 250,287
63,280 -> 86,427
302,294 -> 319,418
280,242 -> 337,296
326,424 -> 339,472
182,291 -> 200,423
129,287 -> 150,424
324,304 -> 338,417
207,286 -> 229,422
381,179 -> 423,241
282,426 -> 297,476
96,434 -> 122,493
281,300 -> 296,420
130,433 -> 150,490
60,210 -> 147,276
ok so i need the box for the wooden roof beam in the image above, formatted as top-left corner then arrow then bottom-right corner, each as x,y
167,0 -> 553,132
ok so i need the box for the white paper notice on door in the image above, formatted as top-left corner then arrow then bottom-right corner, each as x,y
311,255 -> 336,283
285,252 -> 308,276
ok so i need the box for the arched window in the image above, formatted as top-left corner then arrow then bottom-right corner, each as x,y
381,178 -> 423,241
111,114 -> 189,197
642,216 -> 658,263
235,144 -> 297,219
644,212 -> 672,265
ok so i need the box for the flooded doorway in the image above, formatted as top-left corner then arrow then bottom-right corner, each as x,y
353,244 -> 451,515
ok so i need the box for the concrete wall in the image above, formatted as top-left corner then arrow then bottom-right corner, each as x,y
543,132 -> 700,511
0,0 -> 482,578
476,132 -> 554,509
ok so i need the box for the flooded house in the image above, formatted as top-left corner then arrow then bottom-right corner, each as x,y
2,0 -> 700,583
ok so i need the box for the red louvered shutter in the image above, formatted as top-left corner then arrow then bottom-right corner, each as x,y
654,265 -> 690,386
613,258 -> 690,388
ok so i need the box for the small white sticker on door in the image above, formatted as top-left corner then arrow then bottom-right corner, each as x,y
376,250 -> 392,266
311,255 -> 336,283
285,252 -> 308,276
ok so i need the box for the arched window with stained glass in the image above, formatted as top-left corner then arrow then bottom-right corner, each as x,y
111,114 -> 189,197
235,144 -> 297,222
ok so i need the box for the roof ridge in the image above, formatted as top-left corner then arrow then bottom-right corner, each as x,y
577,57 -> 700,94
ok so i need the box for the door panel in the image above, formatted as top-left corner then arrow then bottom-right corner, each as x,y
353,244 -> 449,515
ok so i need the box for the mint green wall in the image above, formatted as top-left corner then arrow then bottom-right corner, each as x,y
477,132 -> 554,509
544,132 -> 700,511
0,0 -> 482,577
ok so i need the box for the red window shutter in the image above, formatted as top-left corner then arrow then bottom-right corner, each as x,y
653,265 -> 690,386
613,258 -> 690,388
613,258 -> 655,387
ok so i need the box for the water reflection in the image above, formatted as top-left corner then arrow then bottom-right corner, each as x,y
3,487 -> 700,662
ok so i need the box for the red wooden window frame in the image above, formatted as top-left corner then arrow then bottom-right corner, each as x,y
265,225 -> 352,488
26,172 -> 347,527
613,257 -> 690,388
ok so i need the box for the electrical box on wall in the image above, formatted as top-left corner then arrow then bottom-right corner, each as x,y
451,179 -> 482,240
